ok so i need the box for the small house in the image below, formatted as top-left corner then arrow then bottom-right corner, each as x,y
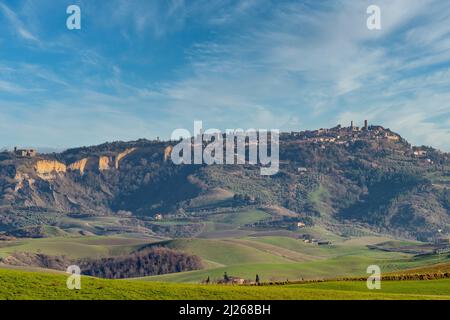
297,167 -> 308,174
297,222 -> 306,228
14,147 -> 37,157
413,150 -> 427,157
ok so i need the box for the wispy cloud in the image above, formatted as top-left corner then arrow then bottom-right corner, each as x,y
0,2 -> 39,42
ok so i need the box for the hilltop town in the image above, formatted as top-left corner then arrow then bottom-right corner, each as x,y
282,120 -> 401,144
6,120 -> 434,161
0,123 -> 448,242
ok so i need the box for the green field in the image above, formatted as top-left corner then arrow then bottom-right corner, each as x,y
141,235 -> 445,283
0,235 -> 162,259
206,210 -> 271,226
3,233 -> 449,285
1,268 -> 450,300
1,210 -> 449,301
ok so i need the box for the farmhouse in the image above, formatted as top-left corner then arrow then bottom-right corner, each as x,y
297,167 -> 308,174
14,147 -> 36,157
218,276 -> 247,285
413,150 -> 427,157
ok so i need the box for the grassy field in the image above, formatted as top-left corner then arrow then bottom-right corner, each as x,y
2,212 -> 450,291
206,210 -> 271,226
141,256 -> 417,283
1,268 -> 450,300
141,235 -> 436,283
0,235 -> 162,259
2,233 -> 449,285
1,231 -> 449,300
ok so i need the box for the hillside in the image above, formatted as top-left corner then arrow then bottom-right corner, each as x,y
0,124 -> 449,241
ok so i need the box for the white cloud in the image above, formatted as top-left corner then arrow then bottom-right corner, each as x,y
0,2 -> 39,42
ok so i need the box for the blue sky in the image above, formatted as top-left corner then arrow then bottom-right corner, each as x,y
0,0 -> 449,151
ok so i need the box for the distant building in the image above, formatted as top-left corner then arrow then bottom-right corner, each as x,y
297,167 -> 308,174
297,222 -> 306,228
349,121 -> 359,131
229,277 -> 246,285
14,147 -> 37,157
317,240 -> 332,246
218,276 -> 247,285
154,214 -> 163,221
413,150 -> 427,157
384,133 -> 400,141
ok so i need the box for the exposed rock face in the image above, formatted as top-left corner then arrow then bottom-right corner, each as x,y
68,156 -> 114,173
99,156 -> 113,171
34,160 -> 66,180
115,148 -> 136,169
35,160 -> 67,174
164,146 -> 173,162
67,158 -> 90,174
14,172 -> 35,192
67,149 -> 136,174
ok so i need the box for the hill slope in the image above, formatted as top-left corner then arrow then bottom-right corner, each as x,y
0,125 -> 449,240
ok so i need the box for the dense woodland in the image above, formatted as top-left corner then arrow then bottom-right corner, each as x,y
80,247 -> 203,279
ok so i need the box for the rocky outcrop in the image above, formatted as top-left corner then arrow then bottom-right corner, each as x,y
164,146 -> 173,162
99,156 -> 113,171
115,148 -> 136,169
67,158 -> 90,174
67,149 -> 136,174
35,160 -> 67,174
14,172 -> 35,192
35,160 -> 66,180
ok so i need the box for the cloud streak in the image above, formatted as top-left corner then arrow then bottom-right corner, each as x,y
0,2 -> 39,42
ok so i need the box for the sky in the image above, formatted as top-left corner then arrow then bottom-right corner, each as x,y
0,0 -> 449,151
